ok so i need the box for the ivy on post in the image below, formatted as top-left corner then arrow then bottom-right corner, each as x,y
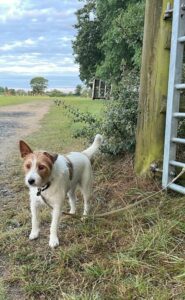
135,0 -> 173,175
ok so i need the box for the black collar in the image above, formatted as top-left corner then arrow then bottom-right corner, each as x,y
37,182 -> 51,196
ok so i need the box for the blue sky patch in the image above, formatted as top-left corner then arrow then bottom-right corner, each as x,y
0,0 -> 83,91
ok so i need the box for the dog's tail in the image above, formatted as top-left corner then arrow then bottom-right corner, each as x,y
82,134 -> 103,160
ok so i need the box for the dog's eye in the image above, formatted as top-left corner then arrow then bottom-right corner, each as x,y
38,165 -> 45,171
26,163 -> 31,169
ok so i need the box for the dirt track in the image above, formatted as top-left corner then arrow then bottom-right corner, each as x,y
0,101 -> 51,162
0,100 -> 51,299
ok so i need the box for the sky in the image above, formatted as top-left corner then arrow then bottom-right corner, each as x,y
0,0 -> 83,91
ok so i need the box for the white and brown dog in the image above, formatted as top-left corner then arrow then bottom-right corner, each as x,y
19,134 -> 103,248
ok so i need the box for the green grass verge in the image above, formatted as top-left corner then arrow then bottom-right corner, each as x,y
1,97 -> 185,299
26,97 -> 104,153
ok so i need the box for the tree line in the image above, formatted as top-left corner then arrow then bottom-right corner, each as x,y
0,77 -> 85,97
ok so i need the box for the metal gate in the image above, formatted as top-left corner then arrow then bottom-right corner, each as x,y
162,0 -> 185,193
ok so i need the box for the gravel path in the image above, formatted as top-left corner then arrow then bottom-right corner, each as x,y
0,101 -> 51,162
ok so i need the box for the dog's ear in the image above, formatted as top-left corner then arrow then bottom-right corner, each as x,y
43,152 -> 58,164
19,140 -> 33,158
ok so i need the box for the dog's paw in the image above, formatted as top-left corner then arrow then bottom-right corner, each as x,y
49,236 -> 59,248
29,230 -> 39,240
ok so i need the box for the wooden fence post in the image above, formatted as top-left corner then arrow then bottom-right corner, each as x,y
135,0 -> 173,175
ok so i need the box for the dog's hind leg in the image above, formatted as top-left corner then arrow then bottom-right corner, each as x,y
82,188 -> 91,216
67,190 -> 77,214
80,167 -> 92,216
80,182 -> 92,216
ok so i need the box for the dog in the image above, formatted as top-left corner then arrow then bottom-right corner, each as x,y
19,134 -> 103,248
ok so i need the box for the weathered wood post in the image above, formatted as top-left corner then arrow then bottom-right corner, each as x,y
92,79 -> 96,99
135,0 -> 173,175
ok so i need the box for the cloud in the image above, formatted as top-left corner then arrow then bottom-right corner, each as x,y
0,0 -> 83,89
0,38 -> 40,51
0,1 -> 79,22
0,0 -> 21,7
59,36 -> 73,42
0,53 -> 79,75
0,0 -> 27,22
0,64 -> 79,75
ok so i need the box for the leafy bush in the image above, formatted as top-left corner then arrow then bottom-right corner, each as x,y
60,72 -> 139,155
101,72 -> 139,154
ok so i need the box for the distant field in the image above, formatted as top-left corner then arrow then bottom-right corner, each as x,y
0,95 -> 51,106
0,95 -> 105,115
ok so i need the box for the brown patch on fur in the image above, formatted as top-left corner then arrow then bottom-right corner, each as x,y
43,152 -> 58,163
19,141 -> 57,164
36,152 -> 53,179
23,151 -> 54,180
19,140 -> 33,158
23,153 -> 34,173
20,141 -> 58,184
64,156 -> 73,180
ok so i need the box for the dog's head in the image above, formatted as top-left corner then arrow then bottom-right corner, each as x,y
19,140 -> 57,188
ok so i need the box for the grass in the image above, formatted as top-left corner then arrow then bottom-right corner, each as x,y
0,95 -> 100,108
0,280 -> 7,300
0,95 -> 50,107
26,96 -> 104,153
1,96 -> 185,299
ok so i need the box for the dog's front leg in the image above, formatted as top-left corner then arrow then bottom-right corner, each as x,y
29,200 -> 41,240
49,203 -> 61,248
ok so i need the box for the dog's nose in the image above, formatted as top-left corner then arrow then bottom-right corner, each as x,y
28,178 -> 35,185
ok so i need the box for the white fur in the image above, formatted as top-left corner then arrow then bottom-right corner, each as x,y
28,134 -> 103,248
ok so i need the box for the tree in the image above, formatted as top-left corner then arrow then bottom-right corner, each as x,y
0,87 -> 4,94
30,77 -> 48,95
4,87 -> 9,95
96,0 -> 144,83
75,84 -> 82,96
9,89 -> 16,95
73,0 -> 144,85
17,89 -> 27,96
48,89 -> 66,97
72,0 -> 103,84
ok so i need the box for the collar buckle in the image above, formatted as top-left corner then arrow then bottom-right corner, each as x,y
37,182 -> 50,196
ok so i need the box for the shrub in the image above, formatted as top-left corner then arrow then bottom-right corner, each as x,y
100,71 -> 139,155
60,72 -> 139,155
